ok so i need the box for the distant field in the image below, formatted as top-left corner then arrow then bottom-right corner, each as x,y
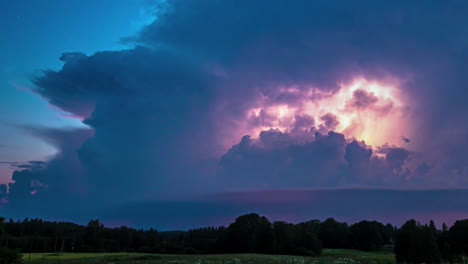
22,249 -> 395,264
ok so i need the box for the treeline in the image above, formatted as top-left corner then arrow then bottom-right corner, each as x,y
1,214 -> 394,256
2,214 -> 468,264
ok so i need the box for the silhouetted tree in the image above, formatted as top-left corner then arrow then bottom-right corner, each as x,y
6,213 -> 468,260
186,227 -> 223,253
317,218 -> 350,249
349,220 -> 385,251
273,221 -> 295,254
0,217 -> 22,264
449,220 -> 468,263
84,220 -> 104,252
394,220 -> 440,264
293,224 -> 322,256
384,223 -> 396,244
220,213 -> 275,253
437,222 -> 454,263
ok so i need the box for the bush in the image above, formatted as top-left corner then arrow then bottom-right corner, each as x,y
0,247 -> 22,264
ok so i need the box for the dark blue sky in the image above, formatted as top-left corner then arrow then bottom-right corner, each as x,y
1,0 -> 468,229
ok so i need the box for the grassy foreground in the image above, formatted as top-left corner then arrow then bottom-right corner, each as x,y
21,249 -> 395,264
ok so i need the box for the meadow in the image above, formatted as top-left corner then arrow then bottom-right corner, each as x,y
22,249 -> 395,264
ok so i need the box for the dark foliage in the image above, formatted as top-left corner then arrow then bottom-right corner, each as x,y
0,247 -> 22,264
394,220 -> 441,264
2,218 -> 162,253
1,213 -> 468,263
0,217 -> 22,264
219,213 -> 276,254
273,221 -> 322,256
317,218 -> 350,249
349,220 -> 386,251
448,220 -> 468,263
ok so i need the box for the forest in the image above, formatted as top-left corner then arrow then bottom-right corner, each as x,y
1,214 -> 468,264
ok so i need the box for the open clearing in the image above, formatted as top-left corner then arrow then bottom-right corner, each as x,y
22,249 -> 395,264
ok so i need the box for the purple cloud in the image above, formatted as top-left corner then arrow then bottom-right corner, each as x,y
2,0 -> 468,225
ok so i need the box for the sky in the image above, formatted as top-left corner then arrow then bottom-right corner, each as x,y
1,0 -> 468,230
0,0 -> 154,183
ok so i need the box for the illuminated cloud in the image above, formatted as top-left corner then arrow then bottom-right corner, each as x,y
237,78 -> 408,147
219,129 -> 427,190
2,0 -> 468,225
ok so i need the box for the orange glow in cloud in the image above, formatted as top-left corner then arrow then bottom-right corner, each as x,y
244,77 -> 409,147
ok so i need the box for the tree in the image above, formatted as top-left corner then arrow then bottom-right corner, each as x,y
271,221 -> 321,256
293,224 -> 322,256
429,220 -> 437,237
0,217 -> 22,264
349,221 -> 385,251
186,227 -> 222,253
84,220 -> 104,252
273,221 -> 295,254
420,225 -> 441,264
317,218 -> 350,249
437,222 -> 454,263
384,223 -> 396,245
449,220 -> 468,263
220,213 -> 275,253
394,220 -> 440,264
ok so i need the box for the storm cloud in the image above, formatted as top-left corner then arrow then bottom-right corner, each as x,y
2,0 -> 468,225
219,130 -> 420,190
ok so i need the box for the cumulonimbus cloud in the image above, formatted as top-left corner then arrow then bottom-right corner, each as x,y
2,0 -> 468,223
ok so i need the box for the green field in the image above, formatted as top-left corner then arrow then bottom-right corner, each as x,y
21,249 -> 395,264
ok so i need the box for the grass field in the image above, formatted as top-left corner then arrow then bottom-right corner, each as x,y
21,249 -> 395,264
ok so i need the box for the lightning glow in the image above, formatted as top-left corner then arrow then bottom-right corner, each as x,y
242,77 -> 408,148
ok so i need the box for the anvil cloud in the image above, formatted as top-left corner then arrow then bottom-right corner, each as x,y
2,0 -> 468,227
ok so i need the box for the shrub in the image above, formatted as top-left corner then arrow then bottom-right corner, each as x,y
0,247 -> 22,264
